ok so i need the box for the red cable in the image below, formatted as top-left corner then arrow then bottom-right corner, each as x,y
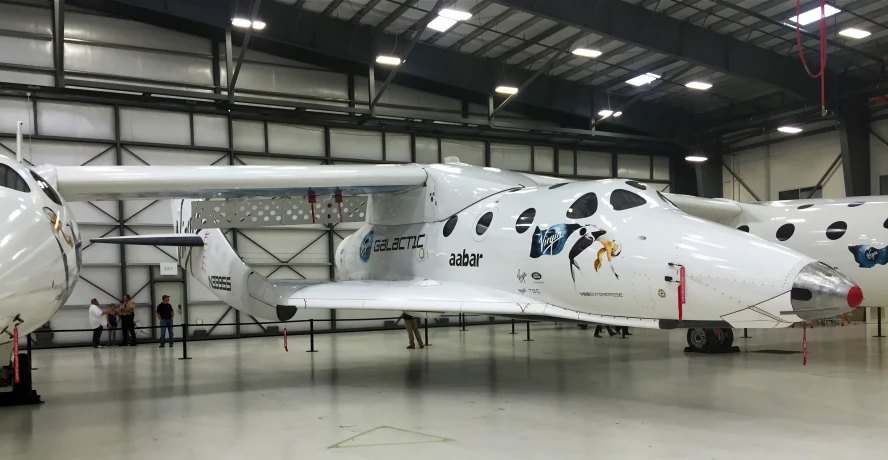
795,0 -> 827,112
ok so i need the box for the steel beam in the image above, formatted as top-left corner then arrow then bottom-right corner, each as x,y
376,0 -> 418,31
322,0 -> 346,16
472,16 -> 543,57
722,160 -> 762,201
490,42 -> 569,119
228,0 -> 263,103
350,0 -> 383,24
53,0 -> 65,87
372,0 -> 447,111
494,0 -> 858,101
426,0 -> 493,44
513,31 -> 590,70
838,96 -> 871,197
807,153 -> 843,199
448,7 -> 515,51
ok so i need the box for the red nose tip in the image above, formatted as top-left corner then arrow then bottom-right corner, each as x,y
847,285 -> 863,308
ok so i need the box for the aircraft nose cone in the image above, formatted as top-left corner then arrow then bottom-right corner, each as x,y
847,285 -> 863,309
790,262 -> 861,320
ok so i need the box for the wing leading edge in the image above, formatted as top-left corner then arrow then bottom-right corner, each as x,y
48,164 -> 427,201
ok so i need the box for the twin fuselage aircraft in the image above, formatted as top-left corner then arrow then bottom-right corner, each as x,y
0,153 -> 869,353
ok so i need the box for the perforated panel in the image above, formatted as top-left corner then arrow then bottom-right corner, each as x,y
191,196 -> 368,228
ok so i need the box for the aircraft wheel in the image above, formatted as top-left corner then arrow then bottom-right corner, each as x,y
687,328 -> 718,352
719,329 -> 734,350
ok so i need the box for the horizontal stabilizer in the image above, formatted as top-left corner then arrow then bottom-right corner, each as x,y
90,234 -> 204,246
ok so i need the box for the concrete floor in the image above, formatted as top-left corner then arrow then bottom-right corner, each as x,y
2,322 -> 887,460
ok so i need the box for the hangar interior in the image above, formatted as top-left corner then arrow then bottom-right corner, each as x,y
1,0 -> 888,458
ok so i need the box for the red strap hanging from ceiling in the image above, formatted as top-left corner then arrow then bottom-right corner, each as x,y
795,0 -> 828,115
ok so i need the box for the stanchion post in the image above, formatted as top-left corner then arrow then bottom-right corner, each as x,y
306,318 -> 318,352
742,328 -> 749,339
875,307 -> 885,338
423,318 -> 431,347
523,321 -> 533,342
509,319 -> 516,335
461,313 -> 467,331
26,333 -> 35,370
178,324 -> 191,360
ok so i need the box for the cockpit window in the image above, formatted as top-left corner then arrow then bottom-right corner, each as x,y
610,189 -> 646,211
29,170 -> 62,205
566,192 -> 598,219
0,164 -> 31,193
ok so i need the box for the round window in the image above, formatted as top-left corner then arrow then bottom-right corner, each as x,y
476,212 -> 493,236
443,215 -> 458,237
515,208 -> 535,234
566,193 -> 598,219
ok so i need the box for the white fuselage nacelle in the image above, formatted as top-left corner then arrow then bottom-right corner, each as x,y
336,170 -> 859,329
717,198 -> 888,307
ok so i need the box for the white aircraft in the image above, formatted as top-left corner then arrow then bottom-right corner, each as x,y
666,194 -> 888,308
0,153 -> 863,355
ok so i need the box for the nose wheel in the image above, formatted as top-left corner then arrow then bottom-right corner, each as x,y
686,328 -> 738,354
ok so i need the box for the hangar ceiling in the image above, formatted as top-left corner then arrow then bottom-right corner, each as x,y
51,0 -> 888,151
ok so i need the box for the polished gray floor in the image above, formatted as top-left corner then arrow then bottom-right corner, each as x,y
2,322 -> 887,459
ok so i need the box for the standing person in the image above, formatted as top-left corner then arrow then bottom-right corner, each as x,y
106,303 -> 119,346
118,294 -> 137,346
400,312 -> 424,349
156,295 -> 175,347
594,324 -> 616,338
88,299 -> 107,349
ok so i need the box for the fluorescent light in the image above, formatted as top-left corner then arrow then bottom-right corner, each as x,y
685,155 -> 708,162
376,55 -> 402,66
428,16 -> 457,32
778,126 -> 803,134
685,81 -> 712,90
598,110 -> 623,118
495,85 -> 519,95
788,5 -> 840,26
839,28 -> 871,39
626,72 -> 660,86
439,9 -> 472,21
232,17 -> 252,28
572,48 -> 602,58
251,20 -> 266,30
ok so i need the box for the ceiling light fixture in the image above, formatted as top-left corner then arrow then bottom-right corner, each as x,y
626,73 -> 660,86
685,155 -> 708,162
598,110 -> 623,118
778,126 -> 803,134
251,20 -> 266,30
231,17 -> 252,28
839,28 -> 871,39
376,55 -> 402,66
788,5 -> 840,26
495,86 -> 519,95
685,81 -> 713,90
427,16 -> 458,32
438,9 -> 472,21
572,48 -> 602,58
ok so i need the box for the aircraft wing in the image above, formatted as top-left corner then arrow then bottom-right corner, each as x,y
45,164 -> 427,201
275,278 -> 661,329
663,193 -> 742,222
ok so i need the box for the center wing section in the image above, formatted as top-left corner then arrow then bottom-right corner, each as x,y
44,164 -> 427,201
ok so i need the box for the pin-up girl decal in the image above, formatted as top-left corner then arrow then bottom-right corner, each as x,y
568,227 -> 621,281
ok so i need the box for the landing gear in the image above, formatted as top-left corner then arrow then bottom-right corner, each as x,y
0,353 -> 42,406
685,328 -> 740,354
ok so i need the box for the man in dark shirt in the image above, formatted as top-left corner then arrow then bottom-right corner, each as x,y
156,295 -> 175,348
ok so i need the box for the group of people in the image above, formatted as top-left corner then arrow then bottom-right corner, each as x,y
87,295 -> 176,348
594,324 -> 631,338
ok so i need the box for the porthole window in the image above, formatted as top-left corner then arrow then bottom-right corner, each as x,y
566,192 -> 598,219
848,202 -> 864,208
443,215 -> 458,237
515,208 -> 535,234
625,180 -> 646,190
884,217 -> 888,229
29,170 -> 62,205
0,164 -> 30,193
610,189 -> 646,211
826,221 -> 847,240
776,223 -> 795,241
737,225 -> 749,232
798,204 -> 813,210
549,183 -> 568,190
475,211 -> 493,235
